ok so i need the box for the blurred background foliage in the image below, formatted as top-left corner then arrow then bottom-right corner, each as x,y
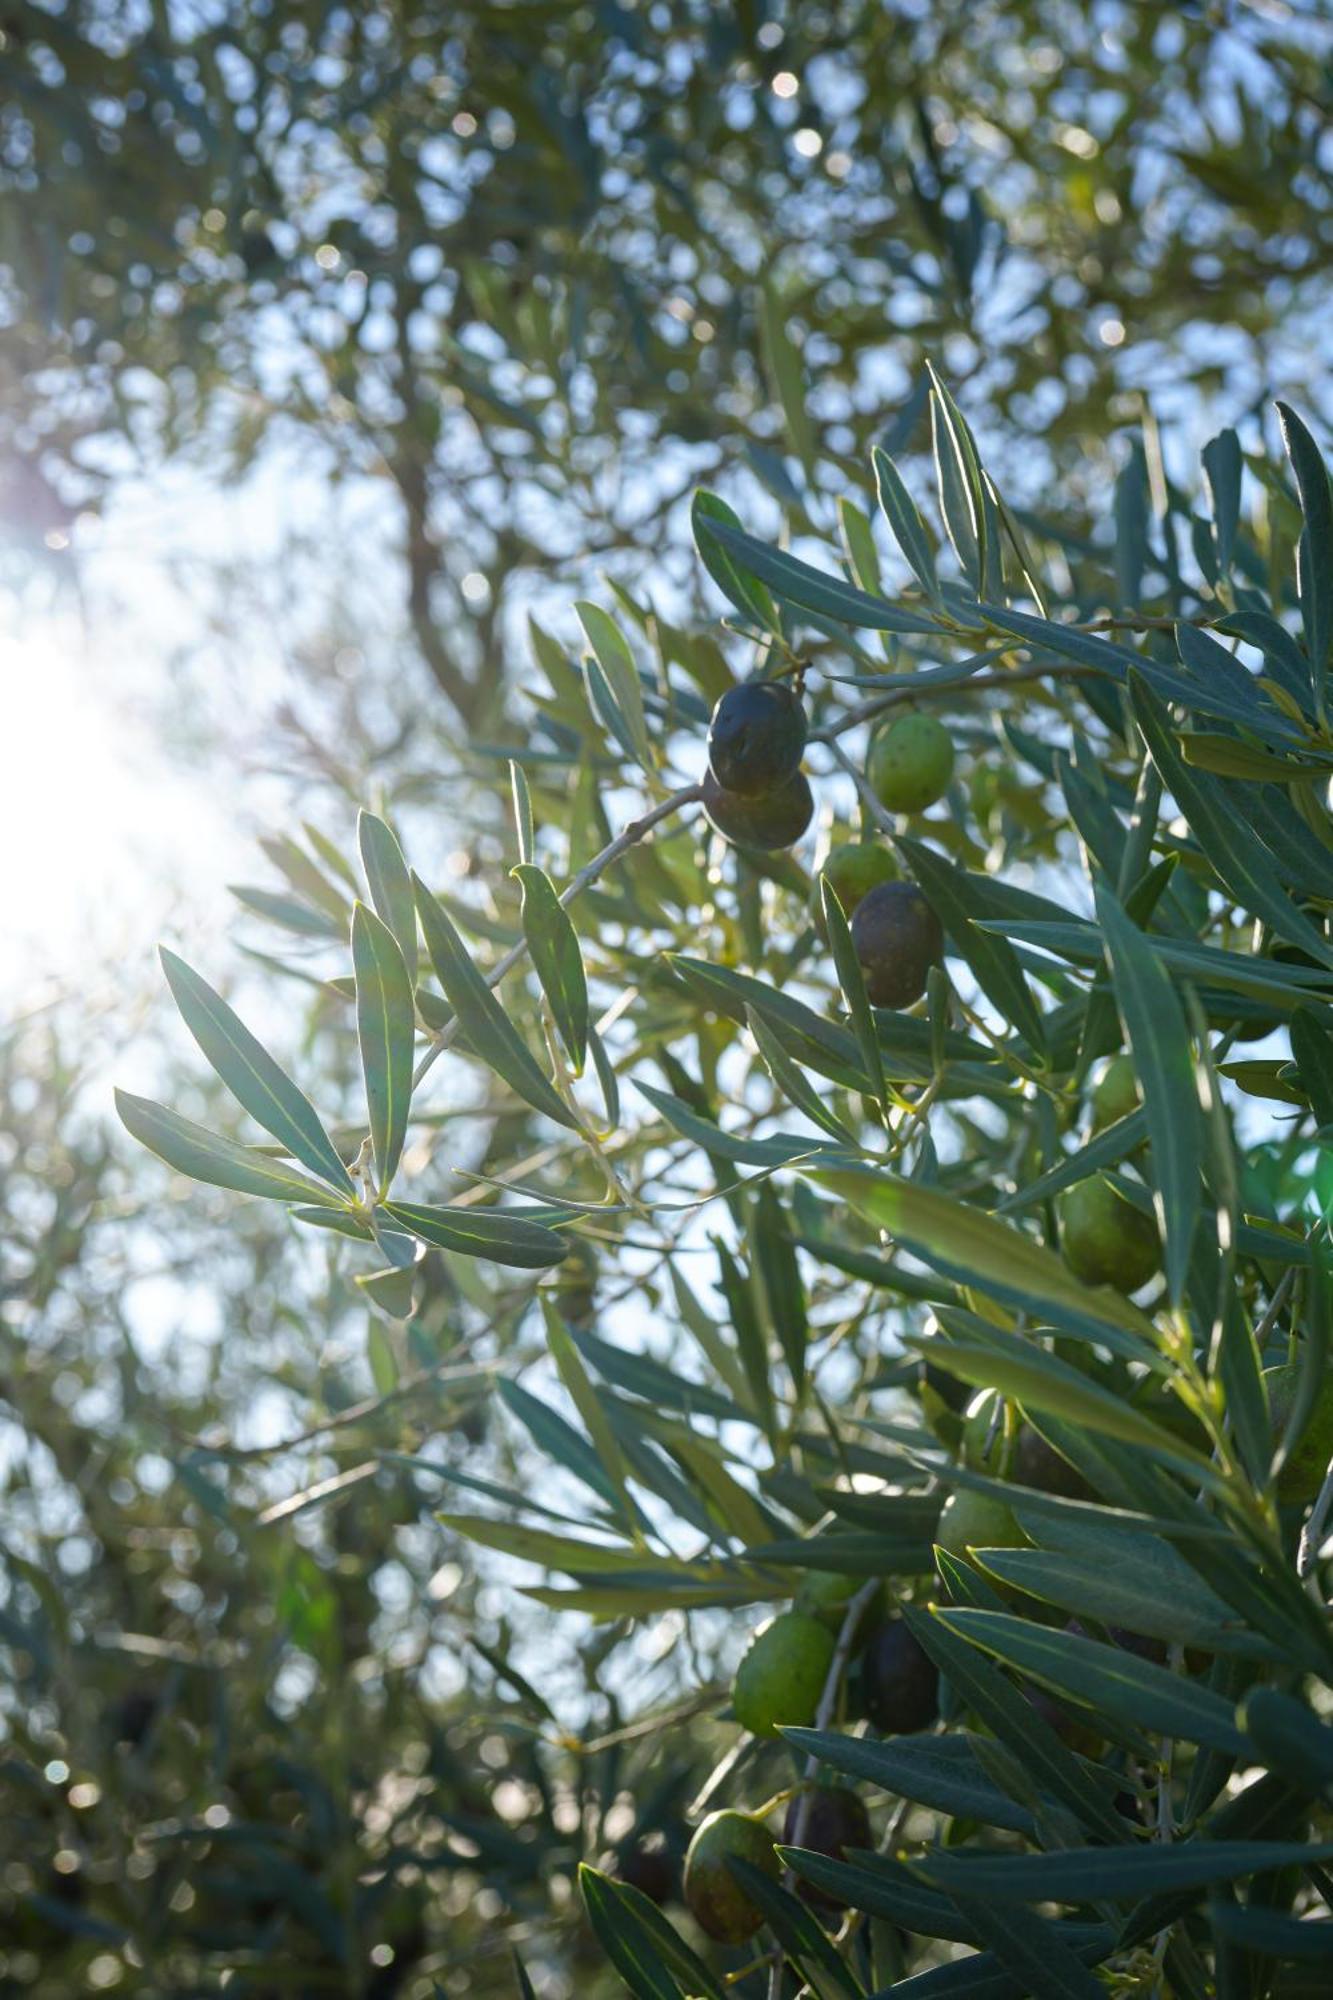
1,2 -> 1331,1995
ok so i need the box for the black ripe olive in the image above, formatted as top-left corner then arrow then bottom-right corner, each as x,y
707,681 -> 807,796
702,768 -> 814,850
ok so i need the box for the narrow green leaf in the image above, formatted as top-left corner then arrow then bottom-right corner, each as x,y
944,1896 -> 1107,2000
751,1183 -> 809,1394
821,878 -> 887,1108
781,1728 -> 1036,1835
413,877 -> 577,1129
357,811 -> 418,983
914,1839 -> 1333,1905
812,1167 -> 1160,1356
927,362 -> 986,592
509,761 -> 534,865
1209,1903 -> 1333,1965
577,1866 -> 686,2000
915,1331 -> 1199,1467
1202,429 -> 1243,574
1130,678 -> 1333,969
1276,401 -> 1332,686
872,446 -> 941,605
728,1859 -> 862,1999
1241,1686 -> 1333,1798
746,1003 -> 859,1145
896,837 -> 1045,1054
1094,885 -> 1200,1305
779,1849 -> 981,1943
1291,1006 -> 1333,1126
901,1607 -> 1126,1843
158,948 -> 353,1194
691,490 -> 777,627
838,496 -> 882,594
715,1238 -> 775,1442
936,1608 -> 1247,1752
582,1026 -> 619,1131
576,602 -> 654,771
352,904 -> 415,1195
512,863 -> 588,1073
585,1872 -> 726,2000
384,1200 -> 568,1268
114,1090 -> 341,1206
258,832 -> 349,923
996,1109 -> 1149,1216
759,283 -> 816,473
697,516 -> 940,633
437,1514 -> 702,1579
541,1298 -> 635,1533
229,883 -> 342,936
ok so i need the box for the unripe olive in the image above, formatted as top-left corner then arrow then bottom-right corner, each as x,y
781,1785 -> 872,1914
732,1610 -> 835,1737
707,680 -> 807,797
1057,1176 -> 1160,1294
702,768 -> 814,850
818,842 -> 900,927
1264,1362 -> 1333,1502
936,1490 -> 1027,1563
1090,1053 -> 1142,1132
861,1618 -> 939,1734
795,1570 -> 885,1636
866,713 -> 955,814
683,1809 -> 779,1943
849,881 -> 944,1008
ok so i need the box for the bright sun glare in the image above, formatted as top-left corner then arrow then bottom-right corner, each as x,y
1,606 -> 231,1004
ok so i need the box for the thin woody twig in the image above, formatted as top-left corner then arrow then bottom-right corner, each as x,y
767,1579 -> 879,2000
412,782 -> 704,1090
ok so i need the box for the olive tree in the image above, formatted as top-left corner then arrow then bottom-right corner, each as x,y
118,369 -> 1333,1995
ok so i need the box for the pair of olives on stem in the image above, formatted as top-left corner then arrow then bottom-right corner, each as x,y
704,681 -> 948,1009
680,1601 -> 938,1942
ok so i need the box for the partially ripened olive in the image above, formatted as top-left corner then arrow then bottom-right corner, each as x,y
732,1610 -> 835,1737
1058,1176 -> 1160,1294
850,881 -> 944,1008
1090,1053 -> 1142,1132
866,713 -> 955,814
683,1809 -> 779,1943
781,1785 -> 872,1914
707,680 -> 807,796
795,1569 -> 885,1636
861,1618 -> 939,1734
703,768 -> 814,850
819,841 -> 900,923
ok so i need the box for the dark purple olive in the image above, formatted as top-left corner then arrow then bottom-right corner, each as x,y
850,882 -> 944,1008
782,1785 -> 872,1914
861,1619 -> 939,1734
707,680 -> 807,796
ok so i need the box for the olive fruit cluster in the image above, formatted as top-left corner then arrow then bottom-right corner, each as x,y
704,680 -> 812,849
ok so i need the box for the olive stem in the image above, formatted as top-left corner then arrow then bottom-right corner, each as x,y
767,1578 -> 880,2000
1298,1451 -> 1333,1579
